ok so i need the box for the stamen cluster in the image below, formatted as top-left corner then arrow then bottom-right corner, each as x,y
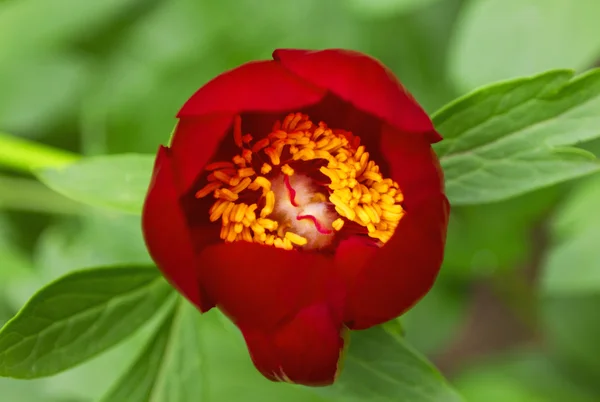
195,113 -> 405,250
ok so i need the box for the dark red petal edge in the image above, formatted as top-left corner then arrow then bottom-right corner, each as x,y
178,60 -> 325,118
142,147 -> 214,311
240,303 -> 347,386
342,124 -> 450,329
344,193 -> 450,330
273,48 -> 441,143
169,112 -> 236,193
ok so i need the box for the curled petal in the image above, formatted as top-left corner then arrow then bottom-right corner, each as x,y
178,60 -> 325,118
142,147 -> 214,311
169,112 -> 235,193
379,124 -> 446,210
273,49 -> 440,143
344,193 -> 450,330
198,241 -> 333,330
241,303 -> 346,386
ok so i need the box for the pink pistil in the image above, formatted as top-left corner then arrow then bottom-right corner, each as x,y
296,215 -> 333,235
284,174 -> 299,207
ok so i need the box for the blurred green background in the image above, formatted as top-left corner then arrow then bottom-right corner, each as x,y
1,0 -> 600,400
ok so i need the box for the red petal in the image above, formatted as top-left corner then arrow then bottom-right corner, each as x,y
241,304 -> 346,386
344,193 -> 450,330
380,124 -> 446,210
169,112 -> 235,193
337,124 -> 448,329
198,241 -> 335,330
178,60 -> 325,118
142,147 -> 214,311
273,49 -> 441,143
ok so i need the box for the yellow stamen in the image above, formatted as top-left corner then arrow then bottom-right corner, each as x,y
214,170 -> 237,184
230,177 -> 252,194
205,161 -> 234,171
221,202 -> 236,225
214,188 -> 238,202
261,163 -> 272,174
332,218 -> 345,231
237,167 -> 255,178
209,200 -> 231,222
232,203 -> 247,223
285,231 -> 308,246
281,164 -> 294,176
242,149 -> 252,163
195,182 -> 222,199
248,176 -> 271,194
245,204 -> 258,222
258,218 -> 278,231
261,190 -> 275,217
195,112 -> 405,250
251,138 -> 270,153
264,147 -> 282,165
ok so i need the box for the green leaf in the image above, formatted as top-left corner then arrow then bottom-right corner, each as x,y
434,69 -> 600,205
99,302 -> 178,402
0,266 -> 172,378
104,300 -> 461,402
323,327 -> 464,402
36,154 -> 154,214
542,175 -> 600,295
102,301 -> 322,402
448,0 -> 600,91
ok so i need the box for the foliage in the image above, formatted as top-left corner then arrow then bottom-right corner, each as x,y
1,0 -> 600,401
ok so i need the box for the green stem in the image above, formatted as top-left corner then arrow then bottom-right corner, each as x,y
0,132 -> 80,173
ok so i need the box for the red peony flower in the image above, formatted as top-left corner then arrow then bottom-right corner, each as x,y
142,49 -> 450,386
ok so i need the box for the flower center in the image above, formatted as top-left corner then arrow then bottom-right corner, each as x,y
195,113 -> 405,251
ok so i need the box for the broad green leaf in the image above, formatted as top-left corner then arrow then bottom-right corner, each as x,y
104,300 -> 461,402
449,0 -> 600,91
346,0 -> 442,17
38,303 -> 169,402
36,154 -> 154,214
542,175 -> 600,295
434,69 -> 600,205
100,304 -> 177,402
0,266 -> 172,378
102,301 -> 322,402
323,327 -> 463,402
